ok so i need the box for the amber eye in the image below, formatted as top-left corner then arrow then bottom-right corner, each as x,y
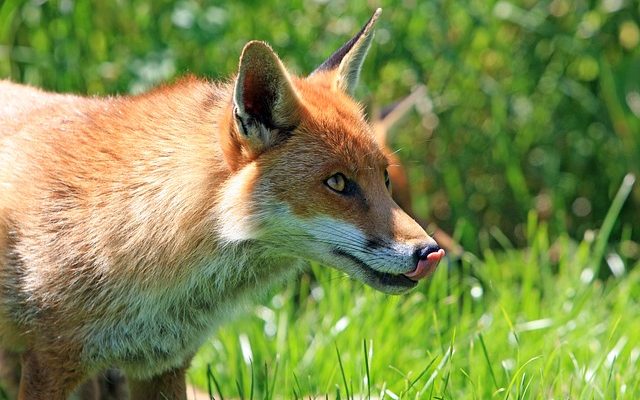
325,173 -> 347,193
384,169 -> 391,190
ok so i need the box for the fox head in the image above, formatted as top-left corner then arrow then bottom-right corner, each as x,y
216,9 -> 444,294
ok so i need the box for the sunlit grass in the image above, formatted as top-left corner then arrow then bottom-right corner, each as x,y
189,212 -> 640,399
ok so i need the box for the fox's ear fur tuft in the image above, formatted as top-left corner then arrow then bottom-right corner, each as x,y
311,8 -> 381,95
233,41 -> 301,155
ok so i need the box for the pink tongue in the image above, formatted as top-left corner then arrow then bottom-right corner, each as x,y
404,249 -> 445,281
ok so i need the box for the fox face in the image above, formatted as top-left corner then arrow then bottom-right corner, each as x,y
216,9 -> 444,294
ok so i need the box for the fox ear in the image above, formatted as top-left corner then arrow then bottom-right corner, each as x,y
373,86 -> 427,145
233,41 -> 301,154
310,8 -> 381,95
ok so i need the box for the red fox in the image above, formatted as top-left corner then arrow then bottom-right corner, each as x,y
0,9 -> 444,399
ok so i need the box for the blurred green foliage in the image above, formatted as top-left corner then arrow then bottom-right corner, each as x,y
1,0 -> 639,252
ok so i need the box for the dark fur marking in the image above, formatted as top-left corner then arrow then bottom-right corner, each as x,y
234,107 -> 251,137
234,107 -> 296,144
312,11 -> 378,74
341,180 -> 370,212
365,236 -> 385,250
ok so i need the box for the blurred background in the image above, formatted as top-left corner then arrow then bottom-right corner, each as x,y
1,0 -> 639,256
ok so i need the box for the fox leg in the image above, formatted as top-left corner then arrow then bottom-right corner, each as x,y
92,369 -> 128,400
64,369 -> 128,400
0,348 -> 21,399
75,377 -> 100,400
128,362 -> 189,400
18,349 -> 86,400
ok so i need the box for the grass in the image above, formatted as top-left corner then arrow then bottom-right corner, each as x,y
188,178 -> 640,399
189,225 -> 640,399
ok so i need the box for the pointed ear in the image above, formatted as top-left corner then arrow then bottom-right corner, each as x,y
310,8 -> 381,95
233,41 -> 301,154
374,86 -> 427,145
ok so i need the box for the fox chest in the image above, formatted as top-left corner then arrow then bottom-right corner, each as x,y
84,292 -> 235,377
80,257 -> 302,377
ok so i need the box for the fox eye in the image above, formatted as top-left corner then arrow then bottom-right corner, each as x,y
384,169 -> 391,190
325,173 -> 347,193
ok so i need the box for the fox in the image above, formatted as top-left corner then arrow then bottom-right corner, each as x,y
0,9 -> 445,400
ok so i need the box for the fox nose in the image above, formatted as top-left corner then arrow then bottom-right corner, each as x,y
404,243 -> 445,281
415,243 -> 441,263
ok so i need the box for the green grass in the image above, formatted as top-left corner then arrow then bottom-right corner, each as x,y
188,213 -> 640,399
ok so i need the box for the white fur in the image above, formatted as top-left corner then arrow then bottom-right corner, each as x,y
80,242 -> 304,378
215,164 -> 263,243
305,217 -> 416,272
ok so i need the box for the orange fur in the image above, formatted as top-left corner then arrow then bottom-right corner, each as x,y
0,9 -> 443,399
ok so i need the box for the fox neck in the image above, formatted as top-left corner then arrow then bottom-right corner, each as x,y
80,242 -> 305,377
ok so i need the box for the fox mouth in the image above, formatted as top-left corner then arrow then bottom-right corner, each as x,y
332,249 -> 417,290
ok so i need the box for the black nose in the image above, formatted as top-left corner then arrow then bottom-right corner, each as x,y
414,243 -> 441,263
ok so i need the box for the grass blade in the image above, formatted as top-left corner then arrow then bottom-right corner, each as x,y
363,340 -> 371,400
478,333 -> 500,391
249,360 -> 254,400
592,173 -> 635,276
335,344 -> 351,400
235,379 -> 244,400
503,356 -> 542,400
405,356 -> 437,394
206,364 -> 225,400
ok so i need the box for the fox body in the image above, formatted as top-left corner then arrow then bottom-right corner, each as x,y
0,10 -> 443,399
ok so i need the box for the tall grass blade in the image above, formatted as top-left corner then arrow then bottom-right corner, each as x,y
418,345 -> 453,397
405,356 -> 437,393
249,360 -> 254,400
335,344 -> 351,400
593,173 -> 635,275
478,333 -> 500,391
503,356 -> 542,400
268,356 -> 279,400
363,340 -> 371,400
206,364 -> 225,400
235,379 -> 244,400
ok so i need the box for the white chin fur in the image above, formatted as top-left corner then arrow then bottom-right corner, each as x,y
260,213 -> 416,287
306,217 -> 415,273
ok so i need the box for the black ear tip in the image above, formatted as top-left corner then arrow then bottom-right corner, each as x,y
311,9 -> 383,75
364,8 -> 383,32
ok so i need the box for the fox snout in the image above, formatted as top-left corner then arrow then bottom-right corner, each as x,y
356,211 -> 445,293
390,207 -> 445,283
268,204 -> 445,294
